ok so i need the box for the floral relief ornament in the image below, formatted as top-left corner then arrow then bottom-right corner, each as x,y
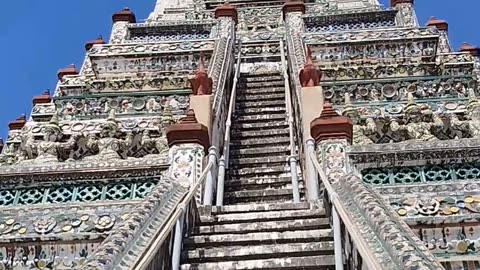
33,216 -> 57,234
95,214 -> 116,231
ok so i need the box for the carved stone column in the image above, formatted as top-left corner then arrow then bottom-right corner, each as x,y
390,0 -> 418,28
167,109 -> 210,188
310,102 -> 353,178
426,17 -> 451,53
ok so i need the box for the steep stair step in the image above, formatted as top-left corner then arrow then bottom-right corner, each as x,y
236,99 -> 285,108
225,176 -> 299,191
236,106 -> 286,115
191,222 -> 332,239
237,93 -> 285,102
184,242 -> 334,263
230,136 -> 290,148
181,255 -> 335,270
228,165 -> 289,177
232,121 -> 288,130
229,155 -> 287,167
224,188 -> 298,204
230,146 -> 289,157
231,129 -> 289,139
241,81 -> 285,89
235,114 -> 285,123
240,75 -> 283,83
210,201 -> 311,214
200,209 -> 325,224
238,87 -> 284,95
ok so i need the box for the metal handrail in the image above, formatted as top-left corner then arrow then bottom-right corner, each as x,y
212,36 -> 233,116
134,158 -> 214,269
216,40 -> 242,206
280,39 -> 301,203
308,150 -> 384,270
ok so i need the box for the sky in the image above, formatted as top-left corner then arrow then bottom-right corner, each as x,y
0,0 -> 479,139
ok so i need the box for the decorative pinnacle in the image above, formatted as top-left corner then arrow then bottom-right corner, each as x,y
460,42 -> 480,57
57,64 -> 78,80
32,89 -> 52,105
85,36 -> 105,51
112,7 -> 136,23
180,109 -> 198,124
425,17 -> 448,31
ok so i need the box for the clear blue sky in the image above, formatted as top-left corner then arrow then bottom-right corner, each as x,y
0,0 -> 479,139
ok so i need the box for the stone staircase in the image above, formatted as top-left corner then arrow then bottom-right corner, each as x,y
227,71 -> 301,204
180,71 -> 335,269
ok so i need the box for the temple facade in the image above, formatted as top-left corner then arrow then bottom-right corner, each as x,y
0,0 -> 479,269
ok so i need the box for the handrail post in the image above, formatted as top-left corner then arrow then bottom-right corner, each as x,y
280,39 -> 301,203
306,139 -> 319,200
332,206 -> 344,270
216,156 -> 226,206
288,155 -> 301,203
171,207 -> 185,270
203,146 -> 217,206
217,40 -> 242,203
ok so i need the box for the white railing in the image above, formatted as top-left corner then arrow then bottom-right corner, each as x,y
216,40 -> 242,206
308,150 -> 389,270
134,153 -> 215,270
280,39 -> 301,203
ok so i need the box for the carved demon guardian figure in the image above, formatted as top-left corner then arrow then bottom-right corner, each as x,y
85,110 -> 133,160
342,93 -> 376,145
390,93 -> 444,141
451,89 -> 480,138
16,114 -> 78,164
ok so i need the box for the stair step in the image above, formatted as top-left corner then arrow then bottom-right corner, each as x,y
230,146 -> 289,158
236,106 -> 286,115
230,156 -> 287,167
182,255 -> 335,270
184,242 -> 334,263
238,87 -> 285,95
230,136 -> 290,148
228,165 -> 289,177
237,93 -> 285,102
235,114 -> 285,123
225,176 -> 300,191
181,255 -> 335,270
232,121 -> 288,131
200,209 -> 325,224
232,129 -> 290,139
191,224 -> 332,241
240,74 -> 282,82
225,188 -> 295,201
241,81 -> 285,89
209,202 -> 311,214
236,99 -> 285,108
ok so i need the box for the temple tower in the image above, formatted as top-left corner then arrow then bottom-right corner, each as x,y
0,0 -> 479,269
